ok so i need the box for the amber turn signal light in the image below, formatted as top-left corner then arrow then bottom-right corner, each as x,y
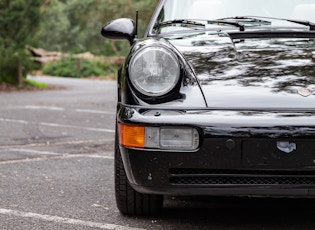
119,124 -> 145,148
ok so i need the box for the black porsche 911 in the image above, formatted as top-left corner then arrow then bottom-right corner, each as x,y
101,0 -> 315,215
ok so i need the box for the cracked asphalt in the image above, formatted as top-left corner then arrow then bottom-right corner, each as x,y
1,76 -> 315,229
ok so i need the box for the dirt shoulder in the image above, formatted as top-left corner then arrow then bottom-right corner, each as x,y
0,81 -> 65,93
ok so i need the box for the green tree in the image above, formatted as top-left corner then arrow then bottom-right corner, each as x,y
37,0 -> 95,53
37,0 -> 158,56
37,0 -> 71,52
0,0 -> 41,85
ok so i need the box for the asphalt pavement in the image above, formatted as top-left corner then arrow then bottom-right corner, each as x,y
1,76 -> 315,229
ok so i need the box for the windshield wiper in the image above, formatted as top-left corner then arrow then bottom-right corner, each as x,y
207,20 -> 245,31
153,20 -> 205,31
217,16 -> 271,26
219,16 -> 315,31
154,19 -> 244,33
278,18 -> 315,31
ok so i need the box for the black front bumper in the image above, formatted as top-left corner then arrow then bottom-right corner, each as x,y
118,104 -> 315,197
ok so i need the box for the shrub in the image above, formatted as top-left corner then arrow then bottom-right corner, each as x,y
42,57 -> 116,78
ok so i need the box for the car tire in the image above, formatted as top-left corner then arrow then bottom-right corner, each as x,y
114,132 -> 163,216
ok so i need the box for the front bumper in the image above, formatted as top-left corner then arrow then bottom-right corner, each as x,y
118,104 -> 315,197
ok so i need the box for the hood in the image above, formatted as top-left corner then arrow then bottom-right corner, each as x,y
169,32 -> 315,110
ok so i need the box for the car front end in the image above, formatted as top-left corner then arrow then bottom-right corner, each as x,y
118,105 -> 315,197
101,0 -> 315,215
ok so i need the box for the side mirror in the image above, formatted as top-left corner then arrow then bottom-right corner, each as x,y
101,18 -> 136,45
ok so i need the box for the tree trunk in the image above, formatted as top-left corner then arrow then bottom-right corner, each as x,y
110,41 -> 119,54
17,57 -> 23,86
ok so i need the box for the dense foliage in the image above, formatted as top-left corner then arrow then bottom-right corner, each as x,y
0,0 -> 159,84
38,0 -> 159,56
0,0 -> 41,85
42,57 -> 118,78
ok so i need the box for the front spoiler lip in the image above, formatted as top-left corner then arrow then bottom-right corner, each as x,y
130,184 -> 315,197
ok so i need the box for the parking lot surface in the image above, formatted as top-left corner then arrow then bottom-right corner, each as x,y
1,76 -> 315,229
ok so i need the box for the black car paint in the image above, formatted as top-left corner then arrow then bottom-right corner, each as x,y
106,0 -> 315,197
118,33 -> 315,109
176,33 -> 315,109
101,18 -> 136,45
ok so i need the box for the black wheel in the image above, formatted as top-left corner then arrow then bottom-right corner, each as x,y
114,132 -> 163,216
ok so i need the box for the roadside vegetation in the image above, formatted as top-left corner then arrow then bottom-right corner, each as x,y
0,0 -> 41,86
0,0 -> 158,88
42,57 -> 120,79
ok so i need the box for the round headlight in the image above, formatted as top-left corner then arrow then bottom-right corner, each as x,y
129,46 -> 180,96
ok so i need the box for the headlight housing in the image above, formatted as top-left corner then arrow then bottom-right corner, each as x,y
129,46 -> 180,97
119,124 -> 199,151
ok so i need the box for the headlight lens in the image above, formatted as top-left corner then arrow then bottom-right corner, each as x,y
129,46 -> 180,96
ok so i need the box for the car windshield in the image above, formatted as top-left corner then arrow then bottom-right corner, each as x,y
152,0 -> 315,34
